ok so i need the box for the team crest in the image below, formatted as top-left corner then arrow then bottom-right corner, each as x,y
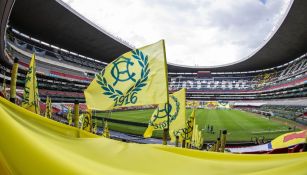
96,49 -> 150,107
149,96 -> 180,129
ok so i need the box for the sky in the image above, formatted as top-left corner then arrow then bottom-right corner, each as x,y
62,0 -> 292,67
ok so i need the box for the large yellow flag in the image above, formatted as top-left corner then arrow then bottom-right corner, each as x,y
1,97 -> 307,174
144,88 -> 186,141
22,53 -> 40,114
85,40 -> 168,110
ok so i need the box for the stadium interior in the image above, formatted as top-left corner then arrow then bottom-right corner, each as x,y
0,0 -> 307,173
1,0 -> 307,137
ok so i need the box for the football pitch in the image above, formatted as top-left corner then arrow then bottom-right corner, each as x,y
96,109 -> 298,142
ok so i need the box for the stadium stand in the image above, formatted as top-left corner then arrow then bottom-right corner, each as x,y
1,29 -> 306,105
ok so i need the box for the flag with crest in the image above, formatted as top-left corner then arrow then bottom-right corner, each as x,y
144,88 -> 186,142
22,54 -> 40,114
172,107 -> 196,143
85,40 -> 168,110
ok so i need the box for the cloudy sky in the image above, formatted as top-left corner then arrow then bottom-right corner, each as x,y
62,0 -> 292,67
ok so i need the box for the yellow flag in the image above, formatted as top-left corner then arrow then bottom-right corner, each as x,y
78,114 -> 85,129
84,40 -> 168,110
144,88 -> 186,142
67,107 -> 73,126
192,124 -> 203,149
44,97 -> 52,119
173,108 -> 196,143
93,119 -> 98,134
191,125 -> 198,147
22,54 -> 40,114
270,130 -> 307,149
102,121 -> 110,138
82,109 -> 92,132
77,110 -> 92,131
1,72 -> 6,99
186,108 -> 196,142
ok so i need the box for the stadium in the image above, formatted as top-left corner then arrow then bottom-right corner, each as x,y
0,0 -> 306,174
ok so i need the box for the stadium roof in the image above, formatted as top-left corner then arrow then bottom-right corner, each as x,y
6,0 -> 307,72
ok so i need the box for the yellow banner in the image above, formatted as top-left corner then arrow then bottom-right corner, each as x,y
186,100 -> 200,108
271,130 -> 307,149
85,40 -> 168,110
21,54 -> 40,114
144,88 -> 186,141
0,97 -> 307,174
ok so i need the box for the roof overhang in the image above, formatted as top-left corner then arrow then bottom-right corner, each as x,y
7,0 -> 307,72
8,0 -> 132,62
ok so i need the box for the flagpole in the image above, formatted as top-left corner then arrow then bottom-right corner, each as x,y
162,40 -> 169,145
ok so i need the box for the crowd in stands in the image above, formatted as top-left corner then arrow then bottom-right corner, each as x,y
169,57 -> 306,92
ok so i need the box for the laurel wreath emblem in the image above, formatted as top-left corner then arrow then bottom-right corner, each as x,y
96,49 -> 150,106
149,96 -> 180,129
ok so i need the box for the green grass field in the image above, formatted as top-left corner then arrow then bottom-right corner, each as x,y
95,109 -> 298,142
